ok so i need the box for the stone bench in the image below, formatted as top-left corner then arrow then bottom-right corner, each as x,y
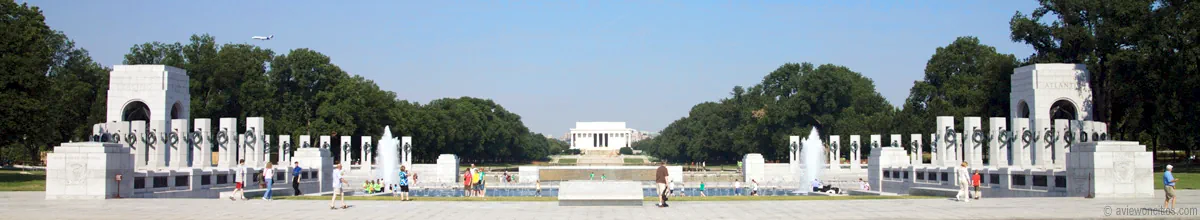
846,190 -> 898,196
909,187 -> 958,197
558,181 -> 642,206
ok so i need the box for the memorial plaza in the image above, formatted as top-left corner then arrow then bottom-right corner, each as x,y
2,190 -> 1198,219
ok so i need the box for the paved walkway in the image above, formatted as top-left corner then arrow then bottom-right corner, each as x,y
2,191 -> 1198,219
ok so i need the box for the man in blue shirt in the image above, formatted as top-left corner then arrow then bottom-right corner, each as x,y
292,162 -> 303,196
1164,165 -> 1179,208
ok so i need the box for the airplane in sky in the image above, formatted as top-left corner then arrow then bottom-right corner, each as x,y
251,35 -> 273,40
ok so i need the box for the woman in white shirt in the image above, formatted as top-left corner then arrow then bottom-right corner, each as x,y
262,163 -> 275,200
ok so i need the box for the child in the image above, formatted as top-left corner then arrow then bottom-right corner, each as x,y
972,170 -> 982,199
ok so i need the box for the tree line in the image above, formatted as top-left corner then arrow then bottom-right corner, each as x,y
0,1 -> 566,164
637,0 -> 1200,163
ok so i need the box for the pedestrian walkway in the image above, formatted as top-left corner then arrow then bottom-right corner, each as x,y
1,191 -> 1197,219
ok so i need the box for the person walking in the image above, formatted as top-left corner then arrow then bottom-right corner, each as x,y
699,181 -> 707,197
330,164 -> 347,210
229,159 -> 247,201
398,165 -> 411,201
535,180 -> 542,197
262,162 -> 275,200
291,162 -> 302,196
1164,164 -> 1179,209
955,162 -> 970,202
655,160 -> 670,207
734,179 -> 742,196
971,170 -> 981,200
750,179 -> 759,196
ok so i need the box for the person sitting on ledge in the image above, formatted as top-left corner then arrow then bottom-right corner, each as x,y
363,180 -> 371,194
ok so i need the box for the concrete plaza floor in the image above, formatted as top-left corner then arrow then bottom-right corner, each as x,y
2,191 -> 1198,219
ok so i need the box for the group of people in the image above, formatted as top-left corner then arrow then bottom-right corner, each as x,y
227,159 -> 298,201
462,164 -> 487,197
362,179 -> 384,194
953,162 -> 983,202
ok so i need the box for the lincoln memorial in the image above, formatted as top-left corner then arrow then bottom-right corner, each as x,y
568,122 -> 635,150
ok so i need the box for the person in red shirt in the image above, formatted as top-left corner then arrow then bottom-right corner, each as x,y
971,170 -> 982,200
463,170 -> 473,197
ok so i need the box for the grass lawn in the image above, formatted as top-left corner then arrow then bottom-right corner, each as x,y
1155,172 -> 1200,190
556,158 -> 577,164
274,195 -> 937,202
624,158 -> 646,164
0,169 -> 45,191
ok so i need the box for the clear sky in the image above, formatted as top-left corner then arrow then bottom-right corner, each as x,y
27,0 -> 1038,136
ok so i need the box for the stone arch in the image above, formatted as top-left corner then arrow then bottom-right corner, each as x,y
170,101 -> 185,119
1017,100 -> 1031,118
122,100 -> 151,122
1049,99 -> 1078,121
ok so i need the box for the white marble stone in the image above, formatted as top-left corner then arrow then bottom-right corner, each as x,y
742,153 -> 765,184
360,136 -> 372,173
936,116 -> 955,166
217,118 -> 237,168
168,119 -> 188,169
293,147 -> 333,192
1034,119 -> 1052,169
402,136 -> 413,169
45,142 -> 134,200
1012,118 -> 1031,168
1066,141 -> 1153,198
867,147 -> 905,192
909,134 -> 922,165
319,136 -> 331,151
1009,64 -> 1092,122
277,135 -> 291,165
436,154 -> 460,183
1053,119 -> 1069,169
147,120 -> 167,169
849,135 -> 862,172
558,181 -> 642,206
129,120 -> 147,169
963,117 -> 982,168
245,117 -> 264,167
928,133 -> 938,166
104,65 -> 190,123
989,117 -> 1007,168
869,135 -> 881,151
788,135 -> 800,174
339,135 -> 353,166
192,119 -> 211,168
828,135 -> 840,170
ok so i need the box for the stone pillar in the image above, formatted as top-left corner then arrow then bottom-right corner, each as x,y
964,117 -> 983,168
299,135 -> 313,149
869,134 -> 882,151
340,135 -> 353,166
293,147 -> 333,192
436,154 -> 460,183
319,136 -> 331,152
129,120 -> 147,169
263,135 -> 272,165
1081,121 -> 1094,143
1091,121 -> 1108,141
936,116 -> 955,167
849,135 -> 861,172
402,136 -> 413,169
929,133 -> 938,166
217,118 -> 237,168
107,120 -> 131,159
360,136 -> 373,173
1012,118 -> 1031,168
1066,141 -> 1153,198
828,135 -> 840,171
1053,119 -> 1069,169
147,120 -> 168,169
245,117 -> 264,167
988,117 -> 1007,168
192,119 -> 211,168
742,153 -> 765,184
45,142 -> 134,199
910,134 -> 922,165
1034,118 -> 1052,169
788,135 -> 800,174
278,135 -> 291,165
168,119 -> 188,169
236,134 -> 244,164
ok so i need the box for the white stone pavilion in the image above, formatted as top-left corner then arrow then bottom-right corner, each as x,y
568,122 -> 635,150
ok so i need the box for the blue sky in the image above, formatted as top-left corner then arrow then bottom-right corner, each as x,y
27,0 -> 1038,136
